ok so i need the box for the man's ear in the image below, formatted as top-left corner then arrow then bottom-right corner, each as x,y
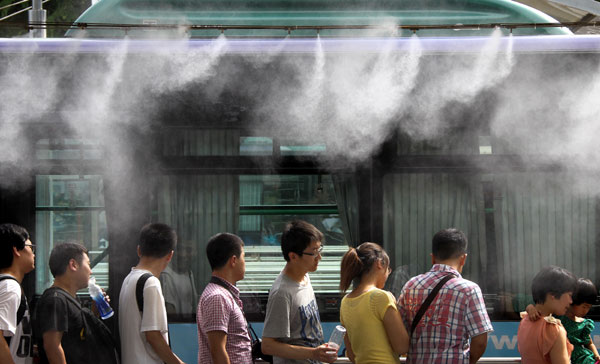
430,253 -> 436,265
288,251 -> 299,262
68,258 -> 79,271
165,250 -> 174,263
12,246 -> 21,258
137,245 -> 142,258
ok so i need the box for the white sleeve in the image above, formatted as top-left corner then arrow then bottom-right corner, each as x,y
0,282 -> 21,336
140,277 -> 169,334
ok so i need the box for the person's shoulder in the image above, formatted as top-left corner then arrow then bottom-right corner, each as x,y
449,277 -> 483,294
40,286 -> 64,300
200,284 -> 229,302
369,289 -> 396,306
370,288 -> 394,299
0,277 -> 20,296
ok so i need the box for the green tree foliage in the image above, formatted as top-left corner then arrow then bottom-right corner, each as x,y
0,0 -> 90,38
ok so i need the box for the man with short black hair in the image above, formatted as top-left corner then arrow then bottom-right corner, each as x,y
398,228 -> 493,364
33,242 -> 106,364
119,223 -> 186,364
261,220 -> 337,364
0,223 -> 35,364
197,233 -> 251,364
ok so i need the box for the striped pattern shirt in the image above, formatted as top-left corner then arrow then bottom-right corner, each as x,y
398,264 -> 493,364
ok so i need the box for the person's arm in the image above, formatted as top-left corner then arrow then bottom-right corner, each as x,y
42,330 -> 66,364
525,304 -> 542,321
261,337 -> 337,363
145,331 -> 185,364
343,332 -> 355,363
586,336 -> 600,361
383,306 -> 409,355
206,331 -> 230,364
548,328 -> 570,364
0,330 -> 16,364
469,333 -> 488,364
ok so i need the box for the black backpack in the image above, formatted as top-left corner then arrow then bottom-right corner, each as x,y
51,288 -> 120,364
0,275 -> 27,346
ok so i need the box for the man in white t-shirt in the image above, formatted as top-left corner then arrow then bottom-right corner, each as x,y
119,223 -> 186,364
0,223 -> 36,364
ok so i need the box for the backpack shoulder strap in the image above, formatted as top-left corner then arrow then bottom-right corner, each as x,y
0,275 -> 27,325
51,287 -> 83,309
136,273 -> 153,314
410,274 -> 455,335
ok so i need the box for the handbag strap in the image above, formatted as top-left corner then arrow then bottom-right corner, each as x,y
410,274 -> 455,335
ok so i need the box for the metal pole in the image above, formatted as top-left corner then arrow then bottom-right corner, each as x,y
28,0 -> 46,38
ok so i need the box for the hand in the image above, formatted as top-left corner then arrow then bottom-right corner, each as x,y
525,304 -> 541,321
312,344 -> 338,363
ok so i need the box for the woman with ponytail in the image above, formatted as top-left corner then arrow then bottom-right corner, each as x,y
339,242 -> 409,364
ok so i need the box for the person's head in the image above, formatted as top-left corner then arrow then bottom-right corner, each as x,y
569,278 -> 598,318
281,220 -> 323,272
206,233 -> 245,281
49,242 -> 91,289
431,228 -> 468,270
531,266 -> 577,315
0,223 -> 35,273
340,242 -> 391,293
139,223 -> 177,259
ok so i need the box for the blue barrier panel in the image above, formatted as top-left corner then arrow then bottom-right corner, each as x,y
170,323 -> 198,364
169,321 -> 600,360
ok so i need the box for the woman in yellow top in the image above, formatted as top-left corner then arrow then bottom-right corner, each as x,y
339,242 -> 409,364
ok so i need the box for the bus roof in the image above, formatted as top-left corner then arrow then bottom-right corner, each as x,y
66,0 -> 571,38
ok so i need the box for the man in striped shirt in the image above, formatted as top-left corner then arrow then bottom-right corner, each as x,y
197,233 -> 252,364
398,228 -> 493,364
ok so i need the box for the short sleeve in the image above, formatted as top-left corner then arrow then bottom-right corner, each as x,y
0,287 -> 20,336
541,322 -> 562,356
38,294 -> 69,334
581,319 -> 595,338
465,285 -> 493,337
262,291 -> 291,339
370,290 -> 397,321
140,278 -> 168,333
200,293 -> 231,334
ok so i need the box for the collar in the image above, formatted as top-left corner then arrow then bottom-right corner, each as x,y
211,275 -> 240,297
430,264 -> 462,279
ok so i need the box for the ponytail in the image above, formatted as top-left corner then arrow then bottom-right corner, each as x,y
340,248 -> 364,293
340,242 -> 391,293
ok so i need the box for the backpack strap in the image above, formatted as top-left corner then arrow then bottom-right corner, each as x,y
410,274 -> 455,336
51,287 -> 83,309
136,273 -> 172,349
136,273 -> 153,314
0,275 -> 27,325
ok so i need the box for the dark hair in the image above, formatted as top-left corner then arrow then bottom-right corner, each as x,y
139,223 -> 177,258
49,242 -> 88,277
572,278 -> 598,306
0,223 -> 30,269
432,228 -> 468,260
531,266 -> 577,304
206,233 -> 244,271
340,242 -> 389,293
281,220 -> 324,262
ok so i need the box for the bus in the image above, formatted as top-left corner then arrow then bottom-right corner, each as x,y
0,0 -> 598,362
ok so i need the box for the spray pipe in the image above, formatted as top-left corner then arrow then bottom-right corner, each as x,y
4,20 -> 600,32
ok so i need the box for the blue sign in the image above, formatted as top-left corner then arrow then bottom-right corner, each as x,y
169,320 -> 600,360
